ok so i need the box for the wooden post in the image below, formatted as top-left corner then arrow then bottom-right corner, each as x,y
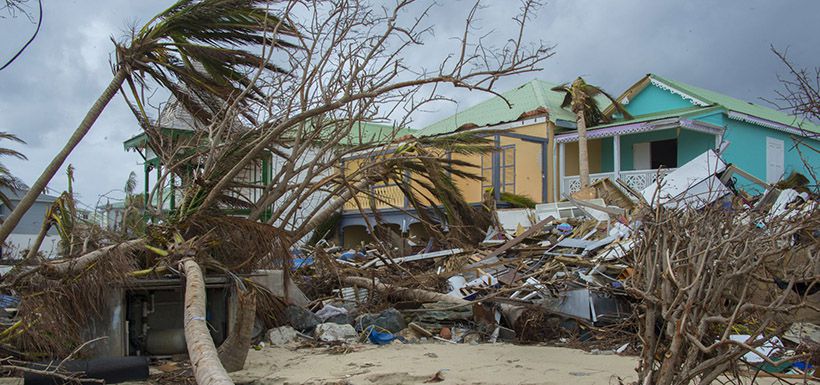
558,142 -> 566,198
614,135 -> 621,182
546,120 -> 555,202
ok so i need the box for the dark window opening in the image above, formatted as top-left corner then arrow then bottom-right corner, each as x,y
650,139 -> 677,169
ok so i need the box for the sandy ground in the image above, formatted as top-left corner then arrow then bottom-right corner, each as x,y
230,343 -> 638,385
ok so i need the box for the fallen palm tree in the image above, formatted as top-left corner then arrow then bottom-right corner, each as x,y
0,1 -> 550,384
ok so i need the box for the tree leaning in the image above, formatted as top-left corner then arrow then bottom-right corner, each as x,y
0,0 -> 296,243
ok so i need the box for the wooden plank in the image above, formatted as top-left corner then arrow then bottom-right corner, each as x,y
363,248 -> 464,268
468,216 -> 554,268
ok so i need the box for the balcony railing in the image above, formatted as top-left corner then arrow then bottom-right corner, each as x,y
562,168 -> 676,196
343,184 -> 406,211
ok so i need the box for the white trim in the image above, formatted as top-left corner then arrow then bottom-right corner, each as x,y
726,111 -> 813,137
613,135 -> 621,181
555,118 -> 724,144
678,119 -> 725,135
650,78 -> 709,107
558,143 -> 566,199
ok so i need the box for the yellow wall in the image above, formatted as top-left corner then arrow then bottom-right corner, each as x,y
563,139 -> 603,176
499,134 -> 542,202
451,152 -> 483,203
341,120 -> 590,211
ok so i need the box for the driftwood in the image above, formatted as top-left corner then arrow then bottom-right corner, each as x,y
181,258 -> 234,385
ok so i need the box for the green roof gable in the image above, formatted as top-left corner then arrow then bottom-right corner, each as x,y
649,74 -> 819,134
416,79 -> 585,137
340,121 -> 413,146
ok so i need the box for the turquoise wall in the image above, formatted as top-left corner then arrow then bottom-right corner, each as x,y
722,119 -> 820,192
625,84 -> 693,116
598,128 -> 716,172
576,81 -> 819,194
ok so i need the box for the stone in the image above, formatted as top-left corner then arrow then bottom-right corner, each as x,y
439,327 -> 452,340
267,326 -> 298,345
314,322 -> 359,344
326,313 -> 353,325
285,304 -> 321,332
355,308 -> 406,334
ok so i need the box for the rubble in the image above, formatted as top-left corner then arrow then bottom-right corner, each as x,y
267,326 -> 299,346
355,308 -> 406,334
2,147 -> 816,384
284,304 -> 322,333
314,323 -> 359,344
278,147 -> 818,381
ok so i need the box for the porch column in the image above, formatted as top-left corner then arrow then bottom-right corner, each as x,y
492,135 -> 501,202
613,135 -> 621,182
558,142 -> 565,197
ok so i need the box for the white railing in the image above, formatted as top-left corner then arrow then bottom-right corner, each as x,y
562,168 -> 676,196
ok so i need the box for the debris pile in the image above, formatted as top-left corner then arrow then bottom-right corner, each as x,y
278,149 -> 819,380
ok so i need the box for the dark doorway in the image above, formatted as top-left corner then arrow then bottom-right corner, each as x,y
650,139 -> 677,169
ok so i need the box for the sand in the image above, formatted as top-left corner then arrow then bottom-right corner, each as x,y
231,343 -> 638,385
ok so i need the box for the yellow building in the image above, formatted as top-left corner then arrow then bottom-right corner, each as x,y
337,79 -> 586,248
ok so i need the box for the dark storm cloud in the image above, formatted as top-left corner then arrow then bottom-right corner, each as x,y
0,0 -> 817,206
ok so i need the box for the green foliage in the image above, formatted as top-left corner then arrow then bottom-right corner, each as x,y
499,191 -> 536,208
0,131 -> 26,209
119,0 -> 298,125
551,77 -> 633,126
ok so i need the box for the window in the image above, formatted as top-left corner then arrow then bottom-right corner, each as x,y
481,145 -> 515,193
633,139 -> 677,170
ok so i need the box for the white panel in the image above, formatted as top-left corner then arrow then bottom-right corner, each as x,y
633,142 -> 651,170
766,137 -> 785,183
641,149 -> 728,208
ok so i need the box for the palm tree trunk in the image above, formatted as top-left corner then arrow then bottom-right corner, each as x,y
291,177 -> 372,241
181,258 -> 234,385
41,238 -> 145,277
217,289 -> 256,373
0,68 -> 128,244
576,112 -> 591,187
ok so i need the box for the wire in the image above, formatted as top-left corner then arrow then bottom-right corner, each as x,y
0,0 -> 42,71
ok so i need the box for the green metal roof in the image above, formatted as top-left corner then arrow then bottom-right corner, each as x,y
650,74 -> 820,134
415,79 -> 586,137
123,127 -> 195,151
340,121 -> 414,145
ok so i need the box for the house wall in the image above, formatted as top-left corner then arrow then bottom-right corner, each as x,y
598,128 -> 716,172
451,151 -> 483,203
498,134 -> 542,202
625,84 -> 693,115
563,140 -> 603,176
0,199 -> 59,257
722,119 -> 820,192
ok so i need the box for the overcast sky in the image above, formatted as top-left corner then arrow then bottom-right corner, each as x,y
0,0 -> 817,210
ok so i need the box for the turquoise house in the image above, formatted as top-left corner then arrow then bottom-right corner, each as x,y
556,74 -> 820,196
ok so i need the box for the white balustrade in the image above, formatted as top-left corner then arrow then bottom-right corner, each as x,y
562,168 -> 676,196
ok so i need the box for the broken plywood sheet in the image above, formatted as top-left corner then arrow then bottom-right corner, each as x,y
641,149 -> 729,208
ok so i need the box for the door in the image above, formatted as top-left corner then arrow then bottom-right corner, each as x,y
766,137 -> 785,183
633,142 -> 651,170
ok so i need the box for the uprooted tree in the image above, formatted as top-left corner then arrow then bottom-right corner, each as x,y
0,0 -> 550,382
